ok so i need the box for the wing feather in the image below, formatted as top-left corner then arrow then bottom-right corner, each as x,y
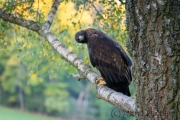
87,31 -> 132,96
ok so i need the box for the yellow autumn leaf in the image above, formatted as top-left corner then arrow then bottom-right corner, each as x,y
31,72 -> 37,77
44,53 -> 47,56
63,36 -> 67,41
28,43 -> 33,48
12,38 -> 15,43
4,42 -> 8,46
51,56 -> 55,61
67,40 -> 71,43
85,59 -> 90,65
68,46 -> 73,51
122,45 -> 127,51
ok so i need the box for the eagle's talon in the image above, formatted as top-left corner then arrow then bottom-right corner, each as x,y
96,77 -> 106,87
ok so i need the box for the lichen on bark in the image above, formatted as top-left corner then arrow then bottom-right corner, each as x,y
126,0 -> 180,119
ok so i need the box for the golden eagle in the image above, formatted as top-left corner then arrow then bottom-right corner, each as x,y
75,28 -> 132,96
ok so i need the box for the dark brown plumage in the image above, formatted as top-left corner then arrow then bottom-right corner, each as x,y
75,28 -> 132,96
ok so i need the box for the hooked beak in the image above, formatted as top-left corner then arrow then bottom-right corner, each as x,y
79,35 -> 84,41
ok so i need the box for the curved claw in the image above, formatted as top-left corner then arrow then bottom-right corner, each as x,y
96,77 -> 106,86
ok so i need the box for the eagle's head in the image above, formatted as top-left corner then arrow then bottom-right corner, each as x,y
75,30 -> 87,44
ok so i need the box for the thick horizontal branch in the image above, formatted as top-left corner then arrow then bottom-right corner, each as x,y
0,9 -> 41,31
97,85 -> 135,115
0,7 -> 136,116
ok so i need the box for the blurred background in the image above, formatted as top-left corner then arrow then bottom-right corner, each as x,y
0,0 -> 135,120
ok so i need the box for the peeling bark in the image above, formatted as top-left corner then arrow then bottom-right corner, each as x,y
126,0 -> 180,119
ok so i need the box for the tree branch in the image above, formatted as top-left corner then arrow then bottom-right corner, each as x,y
0,3 -> 136,116
72,74 -> 86,80
97,85 -> 135,115
44,0 -> 62,29
0,9 -> 40,31
88,1 -> 105,19
119,0 -> 126,4
25,0 -> 35,10
41,27 -> 136,116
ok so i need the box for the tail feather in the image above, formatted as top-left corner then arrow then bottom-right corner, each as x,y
112,84 -> 131,96
97,66 -> 131,96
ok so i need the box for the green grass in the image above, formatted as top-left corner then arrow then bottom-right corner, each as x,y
0,106 -> 60,120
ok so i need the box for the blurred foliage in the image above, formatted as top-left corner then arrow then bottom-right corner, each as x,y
0,0 -> 135,120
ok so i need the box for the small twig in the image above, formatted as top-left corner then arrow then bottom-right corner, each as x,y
36,0 -> 40,22
88,1 -> 105,19
119,0 -> 126,4
25,0 -> 34,10
78,0 -> 86,29
72,74 -> 86,81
